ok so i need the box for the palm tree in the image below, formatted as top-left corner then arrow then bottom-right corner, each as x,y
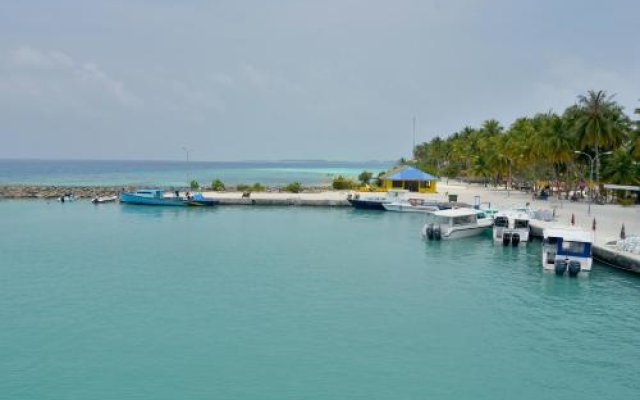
532,113 -> 576,196
633,102 -> 640,159
572,90 -> 630,184
602,147 -> 639,185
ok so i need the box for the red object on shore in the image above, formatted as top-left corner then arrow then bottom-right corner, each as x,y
571,214 -> 575,225
592,218 -> 596,231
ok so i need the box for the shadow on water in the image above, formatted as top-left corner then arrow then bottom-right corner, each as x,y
117,203 -> 219,218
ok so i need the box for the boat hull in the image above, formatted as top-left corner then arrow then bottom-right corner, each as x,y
383,203 -> 440,213
119,193 -> 186,206
348,199 -> 386,210
443,226 -> 489,240
493,227 -> 530,243
185,199 -> 219,207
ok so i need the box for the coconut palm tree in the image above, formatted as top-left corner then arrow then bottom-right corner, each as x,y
572,90 -> 630,183
602,147 -> 639,185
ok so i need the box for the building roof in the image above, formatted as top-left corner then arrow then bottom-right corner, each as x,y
380,166 -> 438,181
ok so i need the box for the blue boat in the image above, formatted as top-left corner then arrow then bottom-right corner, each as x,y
119,189 -> 218,207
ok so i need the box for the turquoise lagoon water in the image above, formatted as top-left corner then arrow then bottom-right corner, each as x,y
0,159 -> 392,187
1,200 -> 640,399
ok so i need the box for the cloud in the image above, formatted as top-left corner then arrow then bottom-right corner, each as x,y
1,45 -> 141,108
8,46 -> 74,69
240,62 -> 303,94
531,55 -> 639,113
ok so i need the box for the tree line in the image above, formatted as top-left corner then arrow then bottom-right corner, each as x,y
412,90 -> 640,194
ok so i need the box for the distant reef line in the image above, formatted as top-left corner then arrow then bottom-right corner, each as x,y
0,185 -> 332,199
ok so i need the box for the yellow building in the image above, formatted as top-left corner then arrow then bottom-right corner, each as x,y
380,166 -> 438,193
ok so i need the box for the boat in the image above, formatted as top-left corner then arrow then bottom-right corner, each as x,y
382,198 -> 451,213
92,195 -> 118,204
119,189 -> 218,207
542,227 -> 593,276
183,192 -> 220,206
422,208 -> 493,240
493,210 -> 531,246
57,193 -> 76,203
347,189 -> 409,210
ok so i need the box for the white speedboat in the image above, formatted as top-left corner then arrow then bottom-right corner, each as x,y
92,195 -> 118,204
542,227 -> 593,276
383,198 -> 451,213
422,208 -> 492,240
493,210 -> 531,245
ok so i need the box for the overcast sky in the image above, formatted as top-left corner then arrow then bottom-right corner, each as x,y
0,0 -> 638,161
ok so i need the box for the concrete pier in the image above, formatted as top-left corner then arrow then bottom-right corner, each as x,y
529,218 -> 640,274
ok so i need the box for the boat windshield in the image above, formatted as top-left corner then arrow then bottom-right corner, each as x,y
494,216 -> 508,227
452,214 -> 476,226
560,240 -> 590,256
514,219 -> 529,229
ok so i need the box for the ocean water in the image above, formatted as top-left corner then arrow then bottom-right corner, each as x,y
1,200 -> 639,399
0,159 -> 392,187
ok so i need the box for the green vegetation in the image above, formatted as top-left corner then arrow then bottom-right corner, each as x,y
284,181 -> 302,193
237,183 -> 266,192
190,180 -> 200,190
413,90 -> 639,194
358,171 -> 373,185
211,179 -> 225,191
332,175 -> 356,190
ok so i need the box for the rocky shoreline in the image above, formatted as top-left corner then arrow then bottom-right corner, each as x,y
0,185 -> 333,199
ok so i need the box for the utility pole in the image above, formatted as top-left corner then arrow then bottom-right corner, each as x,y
412,116 -> 416,160
182,146 -> 191,186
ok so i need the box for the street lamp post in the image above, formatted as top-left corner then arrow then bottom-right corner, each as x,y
574,150 -> 613,215
182,146 -> 191,186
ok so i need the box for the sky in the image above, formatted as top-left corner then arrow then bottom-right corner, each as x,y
0,0 -> 638,161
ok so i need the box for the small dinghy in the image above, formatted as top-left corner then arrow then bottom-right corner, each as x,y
92,195 -> 118,204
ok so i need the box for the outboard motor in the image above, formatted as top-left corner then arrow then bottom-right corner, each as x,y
511,233 -> 520,247
426,223 -> 434,240
554,259 -> 567,276
568,261 -> 581,276
502,232 -> 512,246
433,224 -> 442,241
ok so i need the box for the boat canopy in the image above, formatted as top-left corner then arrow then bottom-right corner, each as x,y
543,227 -> 593,243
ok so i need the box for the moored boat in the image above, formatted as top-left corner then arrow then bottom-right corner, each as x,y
347,189 -> 409,210
92,195 -> 118,204
422,208 -> 492,240
119,189 -> 218,207
493,210 -> 531,246
542,227 -> 593,276
383,198 -> 451,213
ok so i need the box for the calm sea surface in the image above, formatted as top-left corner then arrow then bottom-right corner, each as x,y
1,200 -> 639,399
0,159 -> 392,187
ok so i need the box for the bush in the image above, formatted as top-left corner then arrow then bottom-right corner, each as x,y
284,181 -> 302,193
332,175 -> 356,190
618,198 -> 635,206
190,180 -> 200,190
358,171 -> 373,185
211,179 -> 225,191
236,183 -> 265,192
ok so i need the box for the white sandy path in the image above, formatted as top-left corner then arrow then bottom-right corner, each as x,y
437,180 -> 640,246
